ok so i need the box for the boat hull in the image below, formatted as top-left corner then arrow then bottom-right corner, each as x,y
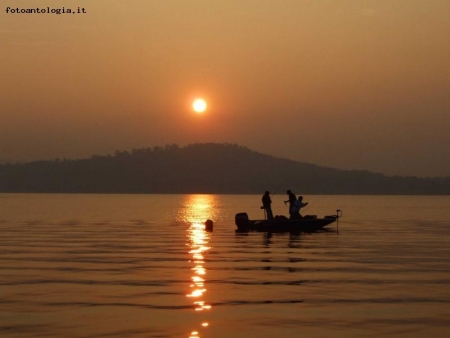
235,213 -> 337,233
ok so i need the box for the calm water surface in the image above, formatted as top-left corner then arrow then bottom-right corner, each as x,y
0,194 -> 449,337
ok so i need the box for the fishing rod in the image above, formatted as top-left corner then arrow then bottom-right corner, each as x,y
270,182 -> 284,198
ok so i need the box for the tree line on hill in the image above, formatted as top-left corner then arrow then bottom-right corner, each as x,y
0,143 -> 449,194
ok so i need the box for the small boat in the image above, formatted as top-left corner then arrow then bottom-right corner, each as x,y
235,210 -> 342,233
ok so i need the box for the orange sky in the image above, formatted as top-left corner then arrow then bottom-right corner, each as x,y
1,0 -> 450,177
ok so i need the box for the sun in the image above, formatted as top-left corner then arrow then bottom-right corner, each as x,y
192,99 -> 207,113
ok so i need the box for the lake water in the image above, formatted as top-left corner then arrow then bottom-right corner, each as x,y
1,194 -> 449,337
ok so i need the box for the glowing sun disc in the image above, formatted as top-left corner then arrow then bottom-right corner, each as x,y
193,99 -> 207,113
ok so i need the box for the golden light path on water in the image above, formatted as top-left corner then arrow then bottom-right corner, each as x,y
178,195 -> 220,338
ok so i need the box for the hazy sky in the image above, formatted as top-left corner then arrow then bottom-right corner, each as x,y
2,0 -> 450,177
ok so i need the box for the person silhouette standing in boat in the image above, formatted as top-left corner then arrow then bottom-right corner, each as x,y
291,196 -> 309,219
262,191 -> 274,220
284,190 -> 297,218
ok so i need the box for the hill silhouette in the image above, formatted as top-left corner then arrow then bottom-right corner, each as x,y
0,143 -> 449,194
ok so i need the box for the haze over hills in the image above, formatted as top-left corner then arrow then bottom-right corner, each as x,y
0,143 -> 449,195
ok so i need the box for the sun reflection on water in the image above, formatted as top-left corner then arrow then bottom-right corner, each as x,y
184,195 -> 216,337
176,194 -> 223,224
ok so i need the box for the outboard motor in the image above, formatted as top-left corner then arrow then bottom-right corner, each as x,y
235,212 -> 249,227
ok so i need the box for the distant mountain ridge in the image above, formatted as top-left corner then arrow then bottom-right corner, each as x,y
1,143 -> 449,194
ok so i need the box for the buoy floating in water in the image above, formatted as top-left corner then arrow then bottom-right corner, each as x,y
205,219 -> 213,232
